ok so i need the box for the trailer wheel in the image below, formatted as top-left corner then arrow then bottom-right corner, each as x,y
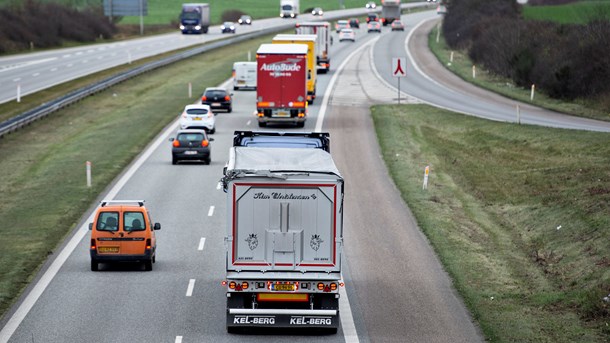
258,121 -> 267,127
227,326 -> 239,334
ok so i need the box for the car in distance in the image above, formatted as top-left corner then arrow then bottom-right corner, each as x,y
170,129 -> 214,165
89,200 -> 161,271
349,18 -> 360,28
366,13 -> 379,23
339,28 -> 355,42
365,1 -> 376,9
221,21 -> 236,33
201,87 -> 232,112
391,20 -> 405,31
367,21 -> 381,33
335,20 -> 349,33
179,104 -> 215,133
311,7 -> 323,16
238,15 -> 252,25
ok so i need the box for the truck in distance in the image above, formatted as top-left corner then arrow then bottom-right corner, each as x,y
280,0 -> 300,18
381,0 -> 401,26
179,3 -> 210,34
295,21 -> 331,74
221,134 -> 344,332
272,34 -> 317,104
255,43 -> 308,127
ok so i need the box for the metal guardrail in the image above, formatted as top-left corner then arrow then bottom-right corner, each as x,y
0,3 -> 430,138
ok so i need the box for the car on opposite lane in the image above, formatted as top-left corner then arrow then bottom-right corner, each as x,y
311,7 -> 323,16
179,104 -> 215,133
221,21 -> 236,33
365,1 -> 377,9
391,20 -> 405,31
339,28 -> 356,42
170,129 -> 214,165
368,21 -> 381,33
201,87 -> 232,112
349,18 -> 360,28
238,15 -> 252,25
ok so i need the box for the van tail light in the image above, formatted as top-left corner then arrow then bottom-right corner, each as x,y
201,140 -> 209,147
145,239 -> 151,250
224,95 -> 230,101
173,140 -> 180,147
232,70 -> 236,77
201,96 -> 207,101
90,239 -> 96,250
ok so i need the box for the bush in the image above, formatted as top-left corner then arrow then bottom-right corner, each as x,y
221,9 -> 245,23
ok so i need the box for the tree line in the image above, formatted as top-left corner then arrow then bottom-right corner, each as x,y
442,0 -> 610,105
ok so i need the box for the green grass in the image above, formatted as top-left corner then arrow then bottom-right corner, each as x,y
523,1 -> 610,24
0,33 -> 277,321
373,104 -> 610,342
427,24 -> 610,121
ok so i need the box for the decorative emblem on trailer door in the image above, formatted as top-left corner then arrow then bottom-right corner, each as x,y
310,234 -> 323,251
246,233 -> 258,250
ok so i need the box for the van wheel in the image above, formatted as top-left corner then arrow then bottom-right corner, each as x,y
144,260 -> 153,271
91,260 -> 99,271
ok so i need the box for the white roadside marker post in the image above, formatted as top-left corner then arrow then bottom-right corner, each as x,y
86,161 -> 92,188
423,166 -> 429,190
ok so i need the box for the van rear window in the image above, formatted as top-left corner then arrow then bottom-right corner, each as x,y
124,212 -> 146,231
97,212 -> 119,232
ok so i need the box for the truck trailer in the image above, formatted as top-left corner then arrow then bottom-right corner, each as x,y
272,34 -> 317,104
221,141 -> 344,333
381,0 -> 401,26
295,21 -> 331,74
179,3 -> 210,34
280,0 -> 299,18
256,44 -> 308,127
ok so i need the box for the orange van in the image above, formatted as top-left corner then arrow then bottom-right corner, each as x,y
89,200 -> 161,271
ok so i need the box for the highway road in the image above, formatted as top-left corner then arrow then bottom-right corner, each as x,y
0,10 -> 485,343
0,4 -> 432,106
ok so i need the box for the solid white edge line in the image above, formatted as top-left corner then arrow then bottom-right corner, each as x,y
198,237 -> 206,251
175,336 -> 183,343
314,37 -> 380,133
186,279 -> 196,297
0,117 -> 181,343
207,206 -> 215,217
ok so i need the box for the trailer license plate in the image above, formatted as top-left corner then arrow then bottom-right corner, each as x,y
98,246 -> 119,253
272,283 -> 296,291
274,111 -> 289,118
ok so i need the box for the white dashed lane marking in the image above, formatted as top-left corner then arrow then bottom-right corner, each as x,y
186,279 -> 196,297
208,206 -> 215,217
198,238 -> 206,251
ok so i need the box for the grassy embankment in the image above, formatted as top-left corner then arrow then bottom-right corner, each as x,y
373,105 -> 609,342
522,0 -> 610,25
0,32 -> 277,321
427,2 -> 610,121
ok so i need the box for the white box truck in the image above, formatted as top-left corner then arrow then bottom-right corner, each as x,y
280,0 -> 299,18
295,21 -> 331,73
381,0 -> 401,26
232,62 -> 257,90
221,143 -> 344,332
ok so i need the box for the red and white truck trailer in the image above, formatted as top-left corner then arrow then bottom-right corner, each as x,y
295,21 -> 331,73
256,44 -> 308,127
221,144 -> 344,333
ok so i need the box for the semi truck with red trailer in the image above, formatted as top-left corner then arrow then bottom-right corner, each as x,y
256,44 -> 308,127
221,136 -> 344,333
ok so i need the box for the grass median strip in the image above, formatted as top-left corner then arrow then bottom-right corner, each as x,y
0,33 -> 275,320
372,104 -> 609,342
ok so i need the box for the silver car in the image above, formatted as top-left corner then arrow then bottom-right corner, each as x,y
179,104 -> 216,133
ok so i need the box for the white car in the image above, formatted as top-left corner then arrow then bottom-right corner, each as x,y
179,104 -> 216,134
339,28 -> 355,42
365,1 -> 376,9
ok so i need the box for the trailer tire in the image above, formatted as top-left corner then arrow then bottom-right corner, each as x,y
258,121 -> 267,127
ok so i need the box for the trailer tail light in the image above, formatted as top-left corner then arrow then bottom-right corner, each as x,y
201,96 -> 207,101
257,102 -> 270,107
257,112 -> 264,117
232,70 -> 236,78
90,239 -> 96,250
330,283 -> 337,291
298,113 -> 305,118
241,282 -> 249,290
317,283 -> 324,290
172,140 -> 180,147
201,140 -> 209,147
229,281 -> 236,289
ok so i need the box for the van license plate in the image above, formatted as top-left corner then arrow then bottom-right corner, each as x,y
98,246 -> 119,253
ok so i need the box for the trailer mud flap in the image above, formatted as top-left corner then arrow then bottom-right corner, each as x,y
228,309 -> 339,328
